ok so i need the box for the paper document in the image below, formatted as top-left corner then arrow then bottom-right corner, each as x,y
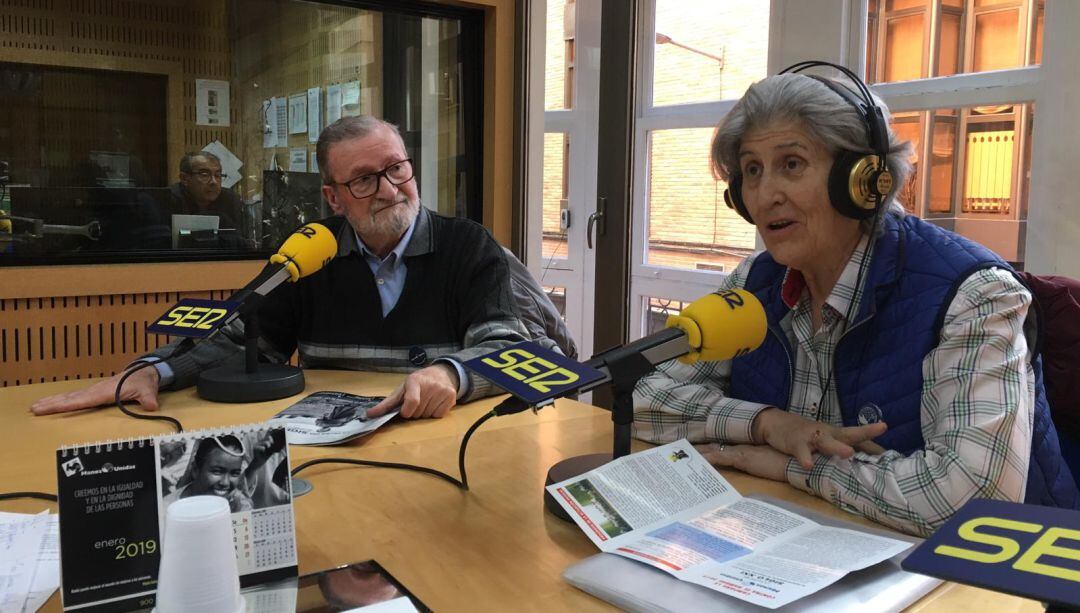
0,511 -> 60,613
288,93 -> 307,135
275,97 -> 288,147
327,84 -> 343,125
195,79 -> 230,127
289,148 -> 308,173
547,440 -> 912,609
342,81 -> 361,115
269,391 -> 397,445
202,140 -> 243,189
307,87 -> 322,143
345,596 -> 420,612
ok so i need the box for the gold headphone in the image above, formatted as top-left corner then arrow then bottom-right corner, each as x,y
724,60 -> 894,223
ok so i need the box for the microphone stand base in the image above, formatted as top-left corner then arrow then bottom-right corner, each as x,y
197,364 -> 305,403
290,478 -> 314,498
544,453 -> 614,522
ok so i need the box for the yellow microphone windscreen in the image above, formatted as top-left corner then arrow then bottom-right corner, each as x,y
269,222 -> 338,282
665,289 -> 767,364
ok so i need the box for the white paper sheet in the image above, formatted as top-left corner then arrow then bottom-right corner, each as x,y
307,87 -> 322,143
275,97 -> 288,148
201,140 -> 243,189
342,80 -> 361,116
0,511 -> 59,613
288,93 -> 307,135
22,515 -> 59,613
327,84 -> 343,125
344,596 -> 419,613
195,79 -> 230,127
289,148 -> 308,173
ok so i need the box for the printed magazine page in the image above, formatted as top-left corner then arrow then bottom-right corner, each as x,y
546,440 -> 911,609
269,391 -> 397,445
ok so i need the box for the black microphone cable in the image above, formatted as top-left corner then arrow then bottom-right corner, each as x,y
289,400 -> 525,491
0,491 -> 57,502
112,339 -> 196,433
3,398 -> 523,505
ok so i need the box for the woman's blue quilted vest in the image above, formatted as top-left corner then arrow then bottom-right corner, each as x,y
729,214 -> 1079,508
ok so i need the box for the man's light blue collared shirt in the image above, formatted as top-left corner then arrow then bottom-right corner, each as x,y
354,219 -> 415,318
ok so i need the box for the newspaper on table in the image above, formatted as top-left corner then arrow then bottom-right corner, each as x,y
0,511 -> 59,613
546,440 -> 912,609
269,391 -> 397,445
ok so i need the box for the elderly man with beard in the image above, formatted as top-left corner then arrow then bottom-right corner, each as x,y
30,116 -> 531,420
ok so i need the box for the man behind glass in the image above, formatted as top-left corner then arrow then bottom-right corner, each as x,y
170,151 -> 243,239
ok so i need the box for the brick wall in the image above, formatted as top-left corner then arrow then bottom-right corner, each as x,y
540,0 -> 770,269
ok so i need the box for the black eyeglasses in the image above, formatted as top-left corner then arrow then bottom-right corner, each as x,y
188,170 -> 228,183
333,159 -> 414,199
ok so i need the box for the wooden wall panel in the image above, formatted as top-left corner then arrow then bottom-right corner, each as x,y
0,289 -> 237,387
0,0 -> 232,175
0,260 -> 263,387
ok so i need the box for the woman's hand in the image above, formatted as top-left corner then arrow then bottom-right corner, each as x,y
696,443 -> 790,482
751,408 -> 887,469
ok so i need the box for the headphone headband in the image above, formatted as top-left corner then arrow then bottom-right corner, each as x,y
778,60 -> 890,162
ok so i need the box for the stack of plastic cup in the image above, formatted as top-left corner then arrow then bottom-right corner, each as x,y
155,495 -> 246,613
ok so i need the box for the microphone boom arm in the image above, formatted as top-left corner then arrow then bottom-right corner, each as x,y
579,327 -> 688,395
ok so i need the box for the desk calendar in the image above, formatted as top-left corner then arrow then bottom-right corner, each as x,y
55,424 -> 298,612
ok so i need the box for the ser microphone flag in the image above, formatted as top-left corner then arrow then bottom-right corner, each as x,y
464,288 -> 768,410
464,341 -> 606,406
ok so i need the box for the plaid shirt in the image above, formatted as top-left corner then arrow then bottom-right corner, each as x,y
633,235 -> 1035,536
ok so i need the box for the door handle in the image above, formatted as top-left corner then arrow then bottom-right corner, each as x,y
587,197 -> 607,249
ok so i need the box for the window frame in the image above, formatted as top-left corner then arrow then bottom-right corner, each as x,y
865,0 -> 1040,224
627,0 -> 764,338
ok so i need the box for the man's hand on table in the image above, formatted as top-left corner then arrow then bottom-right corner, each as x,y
30,366 -> 161,416
368,363 -> 459,419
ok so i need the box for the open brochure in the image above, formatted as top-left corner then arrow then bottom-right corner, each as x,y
546,440 -> 913,609
269,391 -> 397,445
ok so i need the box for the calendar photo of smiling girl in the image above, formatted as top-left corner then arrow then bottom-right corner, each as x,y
155,426 -> 297,580
159,430 -> 291,512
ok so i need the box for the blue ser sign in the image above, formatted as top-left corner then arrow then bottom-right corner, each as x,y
901,498 -> 1079,607
463,341 -> 605,406
146,298 -> 241,339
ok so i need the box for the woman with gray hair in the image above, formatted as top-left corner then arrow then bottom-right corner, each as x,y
633,61 -> 1078,537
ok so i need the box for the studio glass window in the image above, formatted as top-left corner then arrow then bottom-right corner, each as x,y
0,0 -> 482,266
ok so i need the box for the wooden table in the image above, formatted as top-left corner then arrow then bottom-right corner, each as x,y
0,372 -> 1041,612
